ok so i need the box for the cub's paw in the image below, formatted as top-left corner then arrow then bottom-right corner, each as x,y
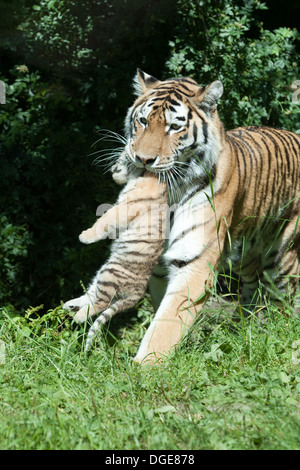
79,229 -> 97,244
111,162 -> 129,185
73,306 -> 92,323
63,294 -> 90,312
63,300 -> 80,313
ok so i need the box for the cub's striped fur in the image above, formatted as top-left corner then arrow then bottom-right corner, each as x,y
121,70 -> 299,363
63,159 -> 167,350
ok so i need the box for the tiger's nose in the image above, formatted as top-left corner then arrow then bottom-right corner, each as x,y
135,155 -> 158,167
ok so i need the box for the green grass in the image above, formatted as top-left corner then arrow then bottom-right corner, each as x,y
1,293 -> 300,450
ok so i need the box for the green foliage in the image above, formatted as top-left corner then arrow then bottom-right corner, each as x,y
166,0 -> 300,131
0,61 -> 109,308
0,216 -> 32,305
0,0 -> 177,311
0,0 -> 299,311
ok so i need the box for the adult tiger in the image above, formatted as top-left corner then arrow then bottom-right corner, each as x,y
65,69 -> 300,363
122,70 -> 300,363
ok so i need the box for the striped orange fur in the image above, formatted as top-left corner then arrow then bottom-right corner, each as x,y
64,70 -> 299,363
124,70 -> 300,363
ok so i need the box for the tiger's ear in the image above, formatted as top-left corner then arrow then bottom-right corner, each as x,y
195,80 -> 223,113
133,69 -> 160,96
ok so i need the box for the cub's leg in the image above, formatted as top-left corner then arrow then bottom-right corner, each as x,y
79,200 -> 148,244
85,294 -> 144,351
63,266 -> 115,321
73,297 -> 110,323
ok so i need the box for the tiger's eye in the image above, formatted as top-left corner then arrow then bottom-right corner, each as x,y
170,123 -> 181,130
140,117 -> 148,125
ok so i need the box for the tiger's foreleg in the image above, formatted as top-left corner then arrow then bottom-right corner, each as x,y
133,218 -> 229,364
133,257 -> 214,363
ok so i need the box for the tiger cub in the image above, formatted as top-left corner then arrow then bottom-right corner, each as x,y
63,156 -> 167,351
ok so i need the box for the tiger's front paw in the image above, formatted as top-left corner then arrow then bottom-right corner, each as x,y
79,229 -> 98,244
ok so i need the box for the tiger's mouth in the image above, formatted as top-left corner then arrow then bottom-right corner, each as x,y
126,150 -> 193,190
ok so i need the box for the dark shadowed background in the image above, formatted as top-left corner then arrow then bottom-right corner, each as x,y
0,0 -> 299,312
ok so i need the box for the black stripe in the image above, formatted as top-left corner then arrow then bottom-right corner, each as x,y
98,280 -> 119,289
179,132 -> 188,141
171,259 -> 187,268
168,222 -> 204,248
193,122 -> 198,144
167,98 -> 181,107
177,82 -> 195,96
227,137 -> 241,188
173,90 -> 184,101
180,184 -> 206,205
104,267 -> 136,280
229,135 -> 247,186
202,121 -> 208,144
170,253 -> 202,269
119,250 -> 150,256
259,127 -> 284,211
95,288 -> 112,300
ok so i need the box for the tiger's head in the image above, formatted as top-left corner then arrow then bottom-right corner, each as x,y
123,69 -> 224,193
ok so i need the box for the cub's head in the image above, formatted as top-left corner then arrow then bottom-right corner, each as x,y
123,69 -> 223,188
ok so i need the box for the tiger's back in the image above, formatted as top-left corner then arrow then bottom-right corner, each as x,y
227,126 -> 300,220
220,125 -> 300,304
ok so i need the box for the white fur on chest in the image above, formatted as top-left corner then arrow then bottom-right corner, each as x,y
164,189 -> 212,265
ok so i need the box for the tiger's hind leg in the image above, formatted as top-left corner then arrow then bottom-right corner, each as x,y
239,263 -> 262,313
265,248 -> 300,306
263,216 -> 300,308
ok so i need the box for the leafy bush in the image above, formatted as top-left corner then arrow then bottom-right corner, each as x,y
166,0 -> 300,131
0,0 -> 299,312
0,0 -> 177,310
0,215 -> 32,306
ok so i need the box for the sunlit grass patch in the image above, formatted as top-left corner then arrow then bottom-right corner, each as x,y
0,288 -> 300,450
